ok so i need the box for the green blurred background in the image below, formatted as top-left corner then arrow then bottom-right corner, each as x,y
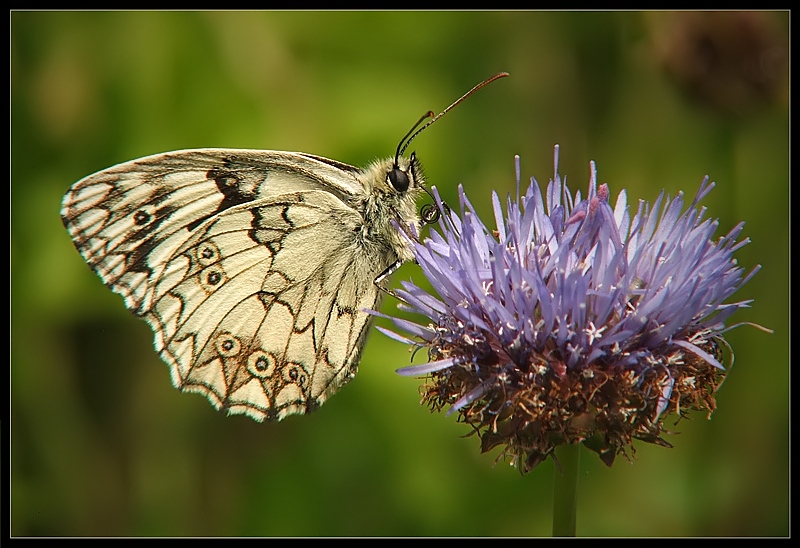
11,11 -> 788,537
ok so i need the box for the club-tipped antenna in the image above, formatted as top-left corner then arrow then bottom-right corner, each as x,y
394,72 -> 508,165
393,72 -> 509,164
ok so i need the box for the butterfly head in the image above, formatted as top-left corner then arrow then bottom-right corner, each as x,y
387,154 -> 413,193
387,151 -> 422,193
385,152 -> 440,226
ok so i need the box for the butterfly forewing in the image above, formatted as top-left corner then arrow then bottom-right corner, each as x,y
61,149 -> 415,421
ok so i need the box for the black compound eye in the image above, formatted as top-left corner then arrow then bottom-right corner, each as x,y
387,167 -> 410,192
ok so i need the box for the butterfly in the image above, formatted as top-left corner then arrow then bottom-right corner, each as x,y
60,73 -> 508,421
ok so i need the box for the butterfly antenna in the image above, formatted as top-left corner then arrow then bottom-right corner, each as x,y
393,111 -> 434,168
396,71 -> 509,160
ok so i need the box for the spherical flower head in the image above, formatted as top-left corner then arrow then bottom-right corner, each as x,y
375,146 -> 762,474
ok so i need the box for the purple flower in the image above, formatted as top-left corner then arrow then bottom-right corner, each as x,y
375,146 -> 762,473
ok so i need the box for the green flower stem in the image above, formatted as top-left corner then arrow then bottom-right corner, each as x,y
552,443 -> 580,537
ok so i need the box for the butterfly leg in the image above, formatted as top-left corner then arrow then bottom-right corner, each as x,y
374,258 -> 406,301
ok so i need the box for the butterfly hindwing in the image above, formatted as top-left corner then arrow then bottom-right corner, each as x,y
148,191 -> 383,421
